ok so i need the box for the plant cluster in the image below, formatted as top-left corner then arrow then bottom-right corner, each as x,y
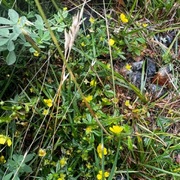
0,0 -> 179,180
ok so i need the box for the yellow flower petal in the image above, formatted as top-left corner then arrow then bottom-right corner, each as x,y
90,79 -> 97,87
97,173 -> 102,180
120,13 -> 128,23
85,126 -> 92,134
59,157 -> 67,167
38,148 -> 46,157
33,51 -> 40,57
89,17 -> 95,24
104,171 -> 110,177
6,138 -> 12,146
81,42 -> 86,47
108,39 -> 115,46
44,99 -> 53,107
42,109 -> 49,115
0,135 -> 6,145
0,155 -> 6,163
125,63 -> 132,71
125,100 -> 130,107
83,95 -> 93,103
142,23 -> 148,27
97,143 -> 107,159
109,125 -> 124,134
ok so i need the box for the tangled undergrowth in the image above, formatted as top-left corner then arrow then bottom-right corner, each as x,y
0,0 -> 179,180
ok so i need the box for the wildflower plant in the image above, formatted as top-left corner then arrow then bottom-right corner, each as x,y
0,0 -> 179,180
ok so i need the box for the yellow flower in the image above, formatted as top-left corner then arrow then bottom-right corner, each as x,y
7,138 -> 12,146
97,170 -> 110,180
33,51 -> 40,57
0,155 -> 6,163
125,63 -> 132,71
120,13 -> 128,23
42,109 -> 49,115
108,39 -> 115,46
63,7 -> 67,11
85,126 -> 92,134
81,42 -> 86,47
125,100 -> 133,109
30,87 -> 34,93
100,37 -> 104,41
0,136 -> 6,145
109,125 -> 124,134
125,100 -> 130,106
142,23 -> 148,27
58,173 -> 66,180
97,143 -> 107,159
83,95 -> 93,103
38,148 -> 46,157
106,63 -> 111,69
44,99 -> 53,107
0,135 -> 12,146
89,17 -> 95,24
59,157 -> 67,167
90,79 -> 97,87
86,162 -> 93,169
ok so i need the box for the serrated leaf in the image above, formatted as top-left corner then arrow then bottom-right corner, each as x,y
6,51 -> 16,65
0,38 -> 9,46
7,40 -> 15,51
8,9 -> 19,23
0,17 -> 13,25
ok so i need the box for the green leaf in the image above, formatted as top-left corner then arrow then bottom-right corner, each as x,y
6,51 -> 16,65
0,28 -> 9,37
0,38 -> 9,46
137,37 -> 146,44
7,40 -> 15,51
127,136 -> 133,151
34,14 -> 44,30
0,17 -> 13,24
23,164 -> 32,173
0,116 -> 12,123
24,153 -> 35,163
9,26 -> 22,41
2,172 -> 13,180
8,9 -> 19,23
134,48 -> 141,56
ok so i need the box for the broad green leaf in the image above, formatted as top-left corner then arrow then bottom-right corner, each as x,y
8,9 -> 19,23
7,40 -> 15,51
0,28 -> 9,37
23,164 -> 32,173
42,31 -> 50,41
0,46 -> 7,52
9,26 -> 22,41
6,51 -> 16,65
0,17 -> 13,24
34,14 -> 44,30
0,38 -> 9,46
2,172 -> 13,180
24,153 -> 35,163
